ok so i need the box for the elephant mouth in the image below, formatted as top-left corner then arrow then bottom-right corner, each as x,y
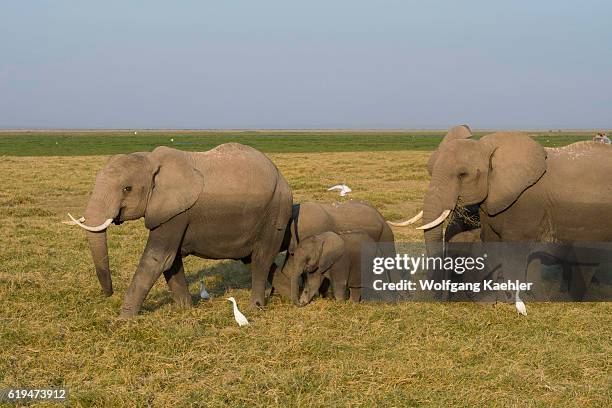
113,207 -> 126,225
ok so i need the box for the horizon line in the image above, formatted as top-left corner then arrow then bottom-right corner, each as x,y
0,127 -> 608,133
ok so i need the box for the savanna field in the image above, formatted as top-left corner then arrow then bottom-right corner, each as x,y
0,131 -> 610,407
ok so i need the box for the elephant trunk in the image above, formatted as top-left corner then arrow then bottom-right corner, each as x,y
87,230 -> 112,296
270,264 -> 291,299
422,174 -> 458,300
270,257 -> 302,305
290,274 -> 301,306
83,186 -> 119,297
422,173 -> 459,257
281,254 -> 302,306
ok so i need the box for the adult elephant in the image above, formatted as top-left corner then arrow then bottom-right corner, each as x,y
270,201 -> 397,305
393,125 -> 612,299
66,143 -> 292,316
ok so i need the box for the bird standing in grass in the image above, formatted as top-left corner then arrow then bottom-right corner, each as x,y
515,289 -> 527,316
199,280 -> 210,300
227,297 -> 249,326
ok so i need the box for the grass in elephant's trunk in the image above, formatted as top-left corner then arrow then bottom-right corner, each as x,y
0,150 -> 610,406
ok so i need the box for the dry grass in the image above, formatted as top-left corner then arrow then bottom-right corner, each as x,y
0,152 -> 610,407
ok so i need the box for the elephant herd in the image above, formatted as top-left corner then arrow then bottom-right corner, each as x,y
65,127 -> 612,317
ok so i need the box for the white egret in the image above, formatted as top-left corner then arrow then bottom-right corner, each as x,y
226,297 -> 249,326
515,289 -> 527,316
327,184 -> 352,197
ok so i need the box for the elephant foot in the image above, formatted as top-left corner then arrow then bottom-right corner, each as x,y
172,291 -> 193,308
119,305 -> 140,319
250,293 -> 266,308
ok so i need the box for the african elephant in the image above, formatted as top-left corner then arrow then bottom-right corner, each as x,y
282,231 -> 374,306
66,143 -> 292,316
270,200 -> 396,304
393,125 -> 612,300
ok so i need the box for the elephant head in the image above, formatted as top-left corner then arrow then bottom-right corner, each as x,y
421,130 -> 547,254
427,124 -> 474,175
282,232 -> 347,306
389,125 -> 474,227
66,146 -> 203,296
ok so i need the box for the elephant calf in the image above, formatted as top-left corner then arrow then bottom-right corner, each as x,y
284,231 -> 376,306
269,200 -> 397,305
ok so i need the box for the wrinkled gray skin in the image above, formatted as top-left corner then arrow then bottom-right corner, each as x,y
270,201 -> 396,305
412,125 -> 612,298
295,232 -> 375,306
448,229 -> 481,244
80,143 -> 292,316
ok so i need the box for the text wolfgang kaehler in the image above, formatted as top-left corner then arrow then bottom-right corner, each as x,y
370,254 -> 533,293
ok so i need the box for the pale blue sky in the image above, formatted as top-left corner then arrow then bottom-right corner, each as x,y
1,1 -> 610,129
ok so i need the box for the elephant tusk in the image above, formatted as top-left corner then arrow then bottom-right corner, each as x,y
416,210 -> 451,230
388,210 -> 423,227
66,213 -> 113,232
62,216 -> 85,225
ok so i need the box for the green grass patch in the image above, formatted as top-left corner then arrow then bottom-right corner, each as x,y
0,130 -> 594,156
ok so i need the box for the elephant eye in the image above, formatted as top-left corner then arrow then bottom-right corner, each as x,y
123,186 -> 132,193
458,172 -> 468,179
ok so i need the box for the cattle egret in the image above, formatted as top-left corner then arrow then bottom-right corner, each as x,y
199,280 -> 210,300
327,184 -> 352,197
227,297 -> 249,326
170,138 -> 174,142
515,289 -> 527,316
134,131 -> 138,135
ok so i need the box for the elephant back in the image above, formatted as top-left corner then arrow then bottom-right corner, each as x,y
289,201 -> 388,253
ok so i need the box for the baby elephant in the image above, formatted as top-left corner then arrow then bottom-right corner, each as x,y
283,231 -> 376,306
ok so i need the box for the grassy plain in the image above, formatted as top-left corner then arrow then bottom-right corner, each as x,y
0,129 -> 596,156
0,137 -> 610,406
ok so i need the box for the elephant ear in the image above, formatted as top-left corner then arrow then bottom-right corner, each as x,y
145,146 -> 204,230
427,124 -> 473,175
481,133 -> 547,216
316,233 -> 346,273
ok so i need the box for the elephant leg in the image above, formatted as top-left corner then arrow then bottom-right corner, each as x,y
349,288 -> 361,302
121,256 -> 171,318
493,244 -> 529,303
568,265 -> 597,301
249,248 -> 278,307
525,257 -> 544,301
120,221 -> 184,318
330,278 -> 347,301
250,188 -> 292,307
163,256 -> 192,308
319,278 -> 331,298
